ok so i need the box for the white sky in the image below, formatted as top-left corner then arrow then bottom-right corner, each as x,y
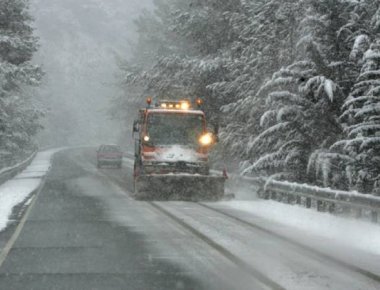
30,0 -> 152,146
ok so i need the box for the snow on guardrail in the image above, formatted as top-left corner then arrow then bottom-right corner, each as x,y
0,151 -> 37,186
233,174 -> 380,223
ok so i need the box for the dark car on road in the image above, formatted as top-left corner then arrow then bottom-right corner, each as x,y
96,144 -> 123,168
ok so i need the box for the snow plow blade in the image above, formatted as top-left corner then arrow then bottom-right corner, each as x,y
134,174 -> 225,201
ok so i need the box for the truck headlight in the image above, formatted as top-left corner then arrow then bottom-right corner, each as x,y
199,133 -> 213,146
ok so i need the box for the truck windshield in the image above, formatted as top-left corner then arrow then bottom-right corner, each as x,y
146,113 -> 204,146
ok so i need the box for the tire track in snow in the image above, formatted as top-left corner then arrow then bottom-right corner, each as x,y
149,201 -> 287,290
198,203 -> 380,285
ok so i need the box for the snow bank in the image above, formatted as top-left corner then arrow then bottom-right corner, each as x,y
220,200 -> 380,256
0,149 -> 60,232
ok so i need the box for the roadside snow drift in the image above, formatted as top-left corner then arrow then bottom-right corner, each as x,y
0,149 -> 59,232
221,200 -> 380,257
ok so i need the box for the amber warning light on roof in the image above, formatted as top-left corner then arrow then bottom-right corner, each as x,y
145,98 -> 204,110
160,100 -> 190,110
147,99 -> 198,110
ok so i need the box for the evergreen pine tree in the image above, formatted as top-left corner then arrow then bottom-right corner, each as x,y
331,40 -> 380,194
0,0 -> 42,163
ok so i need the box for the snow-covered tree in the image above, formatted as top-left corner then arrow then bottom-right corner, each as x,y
238,61 -> 341,181
118,0 -> 380,193
329,40 -> 380,194
219,0 -> 307,161
115,0 -> 243,124
308,0 -> 380,192
0,0 -> 43,163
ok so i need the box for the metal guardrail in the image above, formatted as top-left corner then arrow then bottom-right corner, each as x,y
0,151 -> 37,186
236,175 -> 380,223
123,152 -> 380,223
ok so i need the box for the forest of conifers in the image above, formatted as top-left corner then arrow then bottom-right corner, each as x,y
117,0 -> 380,195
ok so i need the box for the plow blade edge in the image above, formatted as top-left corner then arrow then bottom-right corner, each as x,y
134,175 -> 225,201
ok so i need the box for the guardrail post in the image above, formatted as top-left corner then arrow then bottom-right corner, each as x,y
261,189 -> 270,199
277,192 -> 283,202
355,208 -> 362,219
342,206 -> 350,216
317,200 -> 323,212
328,203 -> 335,214
371,211 -> 378,223
306,197 -> 311,208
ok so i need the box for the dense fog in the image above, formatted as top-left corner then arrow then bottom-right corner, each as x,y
30,0 -> 152,147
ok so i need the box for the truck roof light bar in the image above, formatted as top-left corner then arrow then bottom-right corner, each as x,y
154,99 -> 201,110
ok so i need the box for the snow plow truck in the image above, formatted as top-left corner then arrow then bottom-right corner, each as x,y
132,98 -> 226,200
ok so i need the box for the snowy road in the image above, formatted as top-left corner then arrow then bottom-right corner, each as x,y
0,148 -> 379,290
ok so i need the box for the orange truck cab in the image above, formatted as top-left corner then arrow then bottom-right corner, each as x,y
131,98 -> 224,200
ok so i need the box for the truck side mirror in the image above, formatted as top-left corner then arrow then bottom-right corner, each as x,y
133,120 -> 139,133
213,124 -> 219,142
213,124 -> 219,135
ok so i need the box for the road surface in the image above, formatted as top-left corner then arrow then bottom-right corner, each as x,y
0,148 -> 379,290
